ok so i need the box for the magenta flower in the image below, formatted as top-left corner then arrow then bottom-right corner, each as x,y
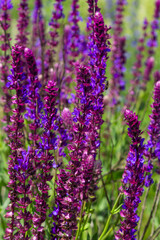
48,0 -> 65,64
109,0 -> 127,106
16,0 -> 29,46
126,18 -> 149,108
115,110 -> 147,240
31,0 -> 47,86
0,0 -> 12,127
68,0 -> 81,60
4,45 -> 32,240
146,81 -> 160,174
141,0 -> 160,90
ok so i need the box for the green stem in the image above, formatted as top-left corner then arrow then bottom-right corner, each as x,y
75,201 -> 86,240
100,173 -> 111,211
79,202 -> 92,239
98,193 -> 122,240
101,227 -> 113,240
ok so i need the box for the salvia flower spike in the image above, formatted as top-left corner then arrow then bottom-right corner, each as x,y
0,0 -> 13,127
146,81 -> 160,175
109,0 -> 127,106
16,0 -> 29,47
115,110 -> 147,240
4,45 -> 32,240
141,0 -> 160,90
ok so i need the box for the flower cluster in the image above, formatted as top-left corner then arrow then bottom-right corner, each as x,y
126,19 -> 149,108
51,6 -> 111,237
141,0 -> 160,90
0,0 -> 13,126
90,11 -> 111,128
115,110 -> 147,240
24,47 -> 43,140
2,0 -> 160,239
109,0 -> 127,106
146,81 -> 160,174
48,0 -> 65,64
16,0 -> 29,46
50,66 -> 94,239
4,45 -> 32,240
68,0 -> 81,60
32,0 -> 47,86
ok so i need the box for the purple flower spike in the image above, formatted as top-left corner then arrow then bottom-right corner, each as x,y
154,0 -> 160,19
141,0 -> 160,90
115,110 -> 146,240
4,45 -> 32,240
16,0 -> 29,46
0,0 -> 13,9
68,0 -> 81,62
146,81 -> 160,174
109,0 -> 127,106
88,10 -> 111,128
24,47 -> 43,135
48,0 -> 65,65
87,0 -> 100,18
31,0 -> 47,86
126,18 -> 149,108
0,0 -> 13,127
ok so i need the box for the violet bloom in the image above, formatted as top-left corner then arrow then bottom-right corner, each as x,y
88,10 -> 111,128
48,0 -> 65,65
50,66 -> 95,239
61,107 -> 73,131
16,0 -> 29,46
31,77 -> 68,238
109,0 -> 127,106
68,0 -> 81,60
146,81 -> 160,174
141,56 -> 154,90
24,48 -> 48,239
141,0 -> 160,90
51,66 -> 102,239
126,19 -> 149,108
4,45 -> 32,240
67,0 -> 88,67
31,0 -> 43,50
51,5 -> 111,239
115,110 -> 147,240
31,0 -> 47,86
154,70 -> 160,83
0,0 -> 12,126
59,0 -> 88,107
87,0 -> 99,18
24,47 -> 43,146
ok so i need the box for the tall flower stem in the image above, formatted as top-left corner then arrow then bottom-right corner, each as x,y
137,185 -> 150,238
79,201 -> 92,239
140,181 -> 160,240
75,201 -> 86,240
99,193 -> 122,240
0,0 -> 12,127
100,173 -> 111,210
151,187 -> 160,235
148,226 -> 160,240
101,227 -> 114,240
